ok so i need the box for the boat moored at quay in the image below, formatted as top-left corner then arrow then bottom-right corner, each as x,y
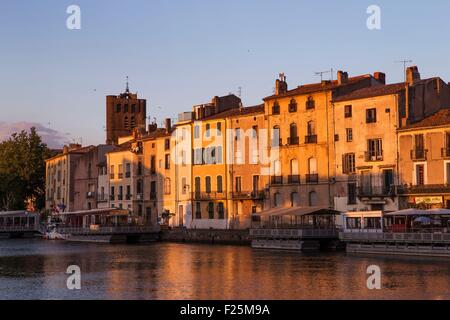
340,209 -> 450,257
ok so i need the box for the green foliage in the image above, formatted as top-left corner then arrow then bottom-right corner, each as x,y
0,127 -> 51,211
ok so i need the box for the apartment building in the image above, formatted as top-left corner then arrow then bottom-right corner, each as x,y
262,71 -> 383,211
398,109 -> 450,209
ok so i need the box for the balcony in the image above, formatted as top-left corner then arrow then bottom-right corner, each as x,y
125,172 -> 131,178
410,149 -> 427,161
287,136 -> 299,145
192,192 -> 226,200
442,147 -> 450,159
118,173 -> 123,179
358,185 -> 396,197
230,191 -> 265,200
125,194 -> 132,201
150,168 -> 156,175
288,175 -> 300,184
305,174 -> 319,184
110,174 -> 115,179
270,176 -> 283,185
305,135 -> 317,144
364,151 -> 383,162
98,195 -> 108,202
136,193 -> 143,201
272,106 -> 280,115
110,195 -> 115,201
150,192 -> 157,200
117,194 -> 123,201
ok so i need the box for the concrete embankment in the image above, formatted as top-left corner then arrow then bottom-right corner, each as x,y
160,228 -> 251,245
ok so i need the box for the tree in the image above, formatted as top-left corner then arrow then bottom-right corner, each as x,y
0,127 -> 51,211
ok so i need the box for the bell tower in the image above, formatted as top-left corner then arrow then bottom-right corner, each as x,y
106,77 -> 147,145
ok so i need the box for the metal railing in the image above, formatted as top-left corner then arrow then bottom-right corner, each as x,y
0,226 -> 39,232
288,175 -> 300,184
411,149 -> 427,161
57,225 -> 160,235
251,228 -> 339,239
287,136 -> 299,145
305,135 -> 317,144
340,231 -> 450,243
357,186 -> 396,197
305,174 -> 318,184
192,192 -> 226,200
270,176 -> 283,185
364,151 -> 383,162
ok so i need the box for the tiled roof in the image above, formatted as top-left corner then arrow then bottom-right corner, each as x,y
200,104 -> 265,121
333,82 -> 406,102
263,75 -> 373,100
401,109 -> 450,130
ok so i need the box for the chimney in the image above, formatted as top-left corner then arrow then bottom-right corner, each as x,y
337,71 -> 349,85
374,72 -> 386,85
165,118 -> 172,134
148,123 -> 157,133
275,73 -> 288,95
63,145 -> 69,154
406,66 -> 421,85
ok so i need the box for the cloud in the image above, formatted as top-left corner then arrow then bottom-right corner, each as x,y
0,122 -> 69,149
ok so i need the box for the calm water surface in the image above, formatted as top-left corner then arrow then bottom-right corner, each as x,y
0,239 -> 449,300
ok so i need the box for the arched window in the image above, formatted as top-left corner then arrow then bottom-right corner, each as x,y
289,123 -> 298,145
274,192 -> 281,207
272,125 -> 281,147
288,99 -> 297,113
218,202 -> 225,219
273,160 -> 281,176
164,178 -> 171,195
307,120 -> 315,136
208,202 -> 214,219
306,96 -> 315,109
308,157 -> 317,174
309,191 -> 318,206
290,159 -> 299,183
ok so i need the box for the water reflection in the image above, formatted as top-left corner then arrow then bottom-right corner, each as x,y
0,239 -> 449,299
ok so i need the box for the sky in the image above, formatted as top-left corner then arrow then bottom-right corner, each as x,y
1,0 -> 450,147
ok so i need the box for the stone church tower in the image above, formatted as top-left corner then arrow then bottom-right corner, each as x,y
106,78 -> 147,145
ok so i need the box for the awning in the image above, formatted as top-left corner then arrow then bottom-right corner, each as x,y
257,206 -> 340,217
384,208 -> 429,216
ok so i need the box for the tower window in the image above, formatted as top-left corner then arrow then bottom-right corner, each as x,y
116,104 -> 121,113
131,104 -> 136,113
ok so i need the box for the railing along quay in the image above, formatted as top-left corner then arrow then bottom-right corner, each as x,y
340,231 -> 450,244
251,228 -> 339,239
57,225 -> 160,235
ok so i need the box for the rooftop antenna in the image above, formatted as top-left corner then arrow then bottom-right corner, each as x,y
395,60 -> 413,82
125,76 -> 130,93
314,69 -> 331,82
237,86 -> 242,98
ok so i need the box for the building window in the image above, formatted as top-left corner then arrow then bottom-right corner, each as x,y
205,124 -> 211,138
137,179 -> 143,195
272,102 -> 280,115
217,122 -> 222,136
235,128 -> 241,141
165,139 -> 170,150
288,99 -> 297,113
116,104 -> 121,113
306,96 -> 315,110
309,191 -> 318,206
416,164 -> 425,186
305,121 -> 317,144
274,192 -> 281,207
366,108 -> 377,123
216,146 -> 223,164
290,192 -> 299,207
195,202 -> 201,219
289,123 -> 298,145
217,176 -> 223,193
194,148 -> 203,165
344,105 -> 352,118
208,202 -> 214,219
346,128 -> 353,142
125,163 -> 131,178
272,126 -> 281,147
131,104 -> 136,113
194,125 -> 200,139
194,177 -> 201,196
347,183 -> 357,205
343,153 -> 356,174
218,203 -> 225,219
165,154 -> 170,170
124,104 -> 129,113
235,176 -> 242,193
150,156 -> 156,173
367,139 -> 383,161
205,176 -> 211,194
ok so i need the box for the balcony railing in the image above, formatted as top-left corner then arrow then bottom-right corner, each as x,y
110,195 -> 115,201
305,174 -> 319,184
364,151 -> 383,162
410,149 -> 427,161
192,192 -> 226,200
118,173 -> 123,179
288,175 -> 300,184
86,192 -> 96,199
117,194 -> 123,201
125,194 -> 132,201
270,176 -> 283,185
287,136 -> 299,145
397,184 -> 450,195
98,195 -> 108,202
305,135 -> 317,144
150,192 -> 157,200
230,191 -> 265,200
358,185 -> 396,197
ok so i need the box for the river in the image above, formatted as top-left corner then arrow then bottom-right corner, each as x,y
0,239 -> 449,300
